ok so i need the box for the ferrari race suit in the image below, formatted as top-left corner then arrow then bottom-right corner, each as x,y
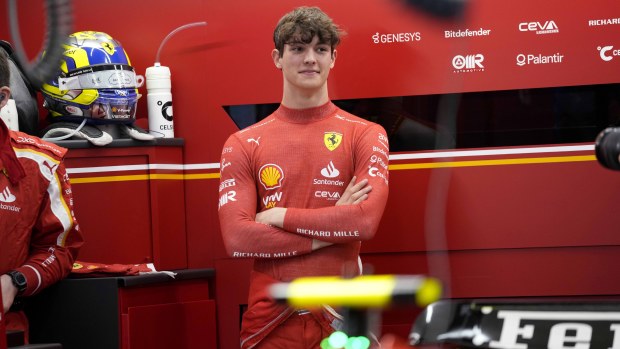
0,119 -> 83,297
218,101 -> 389,348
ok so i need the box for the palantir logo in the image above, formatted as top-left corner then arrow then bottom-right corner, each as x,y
598,45 -> 619,61
452,54 -> 485,73
516,52 -> 564,66
0,186 -> 16,203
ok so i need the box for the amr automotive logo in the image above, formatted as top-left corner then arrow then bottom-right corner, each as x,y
452,54 -> 484,73
598,45 -> 620,61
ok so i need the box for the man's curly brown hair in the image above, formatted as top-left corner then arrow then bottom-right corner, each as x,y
273,6 -> 345,57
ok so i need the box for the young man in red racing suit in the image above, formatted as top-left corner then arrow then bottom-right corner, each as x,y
0,49 -> 84,315
218,7 -> 389,348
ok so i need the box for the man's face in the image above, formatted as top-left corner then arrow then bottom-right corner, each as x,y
273,35 -> 336,92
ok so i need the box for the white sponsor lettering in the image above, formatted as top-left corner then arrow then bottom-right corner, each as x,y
445,28 -> 491,38
0,202 -> 21,212
273,251 -> 298,258
377,133 -> 389,150
334,231 -> 359,237
334,114 -> 367,125
297,228 -> 331,237
589,18 -> 620,26
519,20 -> 559,34
313,178 -> 345,186
370,154 -> 389,170
232,252 -> 272,258
218,191 -> 236,209
372,32 -> 421,44
314,190 -> 341,200
239,118 -> 275,133
263,192 -> 283,208
490,310 -> 620,349
599,45 -> 620,61
516,53 -> 564,66
219,178 -> 236,192
369,166 -> 389,185
16,136 -> 62,155
220,158 -> 231,173
221,147 -> 233,154
372,146 -> 389,159
453,54 -> 485,73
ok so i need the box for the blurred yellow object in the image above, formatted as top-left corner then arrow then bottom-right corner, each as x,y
270,275 -> 442,309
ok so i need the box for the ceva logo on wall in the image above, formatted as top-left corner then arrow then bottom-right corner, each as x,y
519,20 -> 559,34
598,45 -> 620,61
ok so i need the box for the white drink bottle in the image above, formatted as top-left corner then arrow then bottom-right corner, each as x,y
146,21 -> 206,138
146,63 -> 174,138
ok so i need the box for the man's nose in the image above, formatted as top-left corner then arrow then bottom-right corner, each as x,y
303,50 -> 317,64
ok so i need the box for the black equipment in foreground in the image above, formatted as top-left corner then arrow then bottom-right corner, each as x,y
411,299 -> 620,349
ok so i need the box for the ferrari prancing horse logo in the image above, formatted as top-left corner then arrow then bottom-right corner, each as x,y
324,132 -> 342,151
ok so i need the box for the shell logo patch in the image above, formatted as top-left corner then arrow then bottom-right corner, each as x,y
324,132 -> 343,151
259,164 -> 284,190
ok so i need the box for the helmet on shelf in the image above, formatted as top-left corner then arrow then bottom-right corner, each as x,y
41,31 -> 143,124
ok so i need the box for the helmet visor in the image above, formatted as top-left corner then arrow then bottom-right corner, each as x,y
58,64 -> 144,90
53,90 -> 139,123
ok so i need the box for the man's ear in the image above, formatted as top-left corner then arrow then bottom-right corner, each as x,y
330,49 -> 337,69
272,49 -> 282,69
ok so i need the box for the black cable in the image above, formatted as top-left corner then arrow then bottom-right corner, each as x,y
8,0 -> 73,89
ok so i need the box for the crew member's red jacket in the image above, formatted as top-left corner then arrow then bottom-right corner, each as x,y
0,120 -> 83,297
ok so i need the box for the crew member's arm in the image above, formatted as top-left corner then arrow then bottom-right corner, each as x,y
2,160 -> 83,312
218,135 -> 315,258
257,124 -> 389,243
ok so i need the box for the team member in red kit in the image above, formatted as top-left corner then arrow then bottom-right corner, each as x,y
0,49 -> 83,314
218,6 -> 389,348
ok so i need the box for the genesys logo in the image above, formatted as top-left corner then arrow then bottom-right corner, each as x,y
452,54 -> 485,73
598,45 -> 620,61
519,20 -> 559,34
516,52 -> 564,66
372,32 -> 421,44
